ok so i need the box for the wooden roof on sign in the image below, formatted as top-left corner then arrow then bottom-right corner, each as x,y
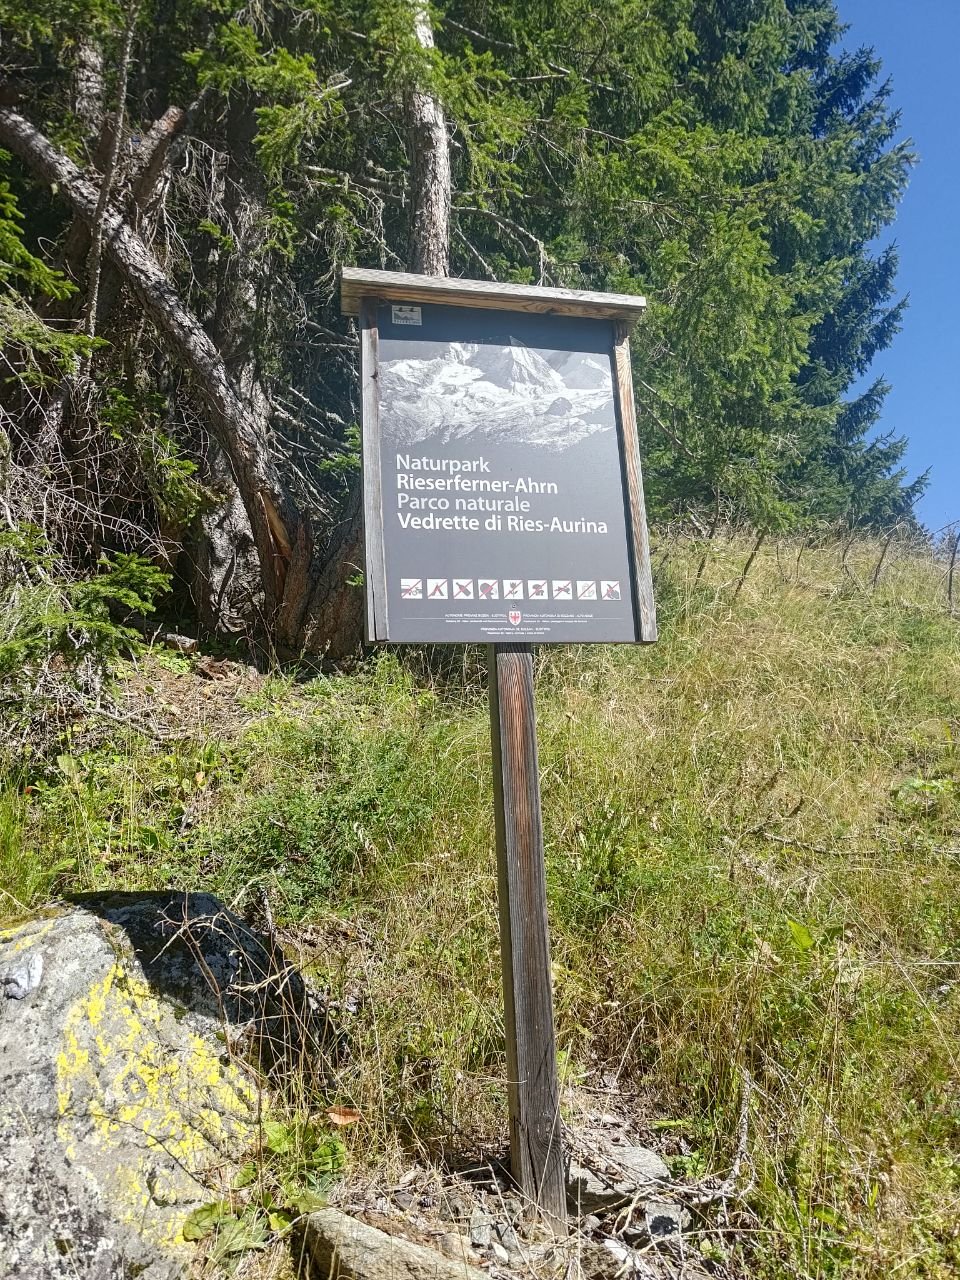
340,268 -> 647,321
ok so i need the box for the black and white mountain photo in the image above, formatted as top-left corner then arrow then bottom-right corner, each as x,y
379,335 -> 616,451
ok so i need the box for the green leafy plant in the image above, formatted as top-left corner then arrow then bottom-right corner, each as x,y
181,1115 -> 345,1267
0,531 -> 169,685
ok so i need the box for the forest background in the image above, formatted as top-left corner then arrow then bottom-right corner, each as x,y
3,5 -> 960,1280
0,0 -> 935,664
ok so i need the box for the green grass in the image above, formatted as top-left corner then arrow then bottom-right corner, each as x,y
3,533 -> 959,1278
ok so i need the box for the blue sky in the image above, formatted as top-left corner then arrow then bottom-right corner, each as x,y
838,1 -> 958,532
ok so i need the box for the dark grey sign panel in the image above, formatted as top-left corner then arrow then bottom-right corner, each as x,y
364,302 -> 646,643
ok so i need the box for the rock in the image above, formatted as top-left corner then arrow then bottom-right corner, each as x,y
643,1200 -> 691,1239
437,1232 -> 478,1263
615,1145 -> 671,1187
501,1195 -> 521,1220
443,1193 -> 471,1223
1,949 -> 42,998
494,1223 -> 523,1258
160,632 -> 198,653
602,1240 -> 633,1267
490,1241 -> 510,1265
306,1208 -> 488,1280
596,1240 -> 678,1280
567,1159 -> 612,1213
196,654 -> 234,679
0,893 -> 335,1280
568,1144 -> 670,1215
571,1240 -> 634,1280
468,1208 -> 494,1248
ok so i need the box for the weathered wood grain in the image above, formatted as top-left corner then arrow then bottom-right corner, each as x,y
341,268 -> 646,321
360,299 -> 388,641
488,644 -> 566,1230
612,322 -> 657,642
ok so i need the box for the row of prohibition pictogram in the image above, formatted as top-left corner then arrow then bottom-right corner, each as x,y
399,578 -> 623,602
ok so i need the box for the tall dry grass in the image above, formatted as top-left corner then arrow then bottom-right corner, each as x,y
4,531 -> 959,1278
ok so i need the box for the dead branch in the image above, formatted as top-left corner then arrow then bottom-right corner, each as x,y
732,530 -> 765,601
0,105 -> 300,622
841,527 -> 864,593
871,522 -> 901,590
633,383 -> 697,461
454,204 -> 551,280
682,1068 -> 754,1206
94,105 -> 188,321
442,17 -> 618,92
453,226 -> 498,279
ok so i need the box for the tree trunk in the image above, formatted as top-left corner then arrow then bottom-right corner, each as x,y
292,0 -> 452,658
0,31 -> 453,661
193,444 -> 263,636
0,105 -> 301,629
406,5 -> 451,276
78,8 -> 138,379
94,106 -> 187,322
72,41 -> 105,143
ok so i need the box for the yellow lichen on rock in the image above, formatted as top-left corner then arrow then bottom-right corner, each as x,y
2,894 -> 311,1279
0,917 -> 55,954
56,961 -> 259,1249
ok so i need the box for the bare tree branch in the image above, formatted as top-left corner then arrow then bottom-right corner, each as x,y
0,105 -> 299,620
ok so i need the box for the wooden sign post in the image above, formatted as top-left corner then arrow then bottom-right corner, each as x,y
341,269 -> 657,1227
489,640 -> 566,1224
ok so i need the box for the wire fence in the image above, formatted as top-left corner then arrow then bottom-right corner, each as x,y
651,520 -> 960,619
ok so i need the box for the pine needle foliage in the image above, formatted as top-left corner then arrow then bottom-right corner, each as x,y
0,0 -> 928,661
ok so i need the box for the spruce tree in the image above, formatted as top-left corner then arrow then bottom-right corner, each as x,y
0,0 -> 926,653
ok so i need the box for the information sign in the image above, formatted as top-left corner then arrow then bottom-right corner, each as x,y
344,273 -> 656,645
341,268 -> 657,1229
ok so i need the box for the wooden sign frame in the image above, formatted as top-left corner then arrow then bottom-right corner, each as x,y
342,268 -> 657,646
341,269 -> 658,1230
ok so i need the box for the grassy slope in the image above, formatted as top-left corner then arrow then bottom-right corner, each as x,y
3,536 -> 959,1279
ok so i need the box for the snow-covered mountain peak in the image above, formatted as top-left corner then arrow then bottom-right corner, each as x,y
467,339 -> 566,392
379,334 -> 616,452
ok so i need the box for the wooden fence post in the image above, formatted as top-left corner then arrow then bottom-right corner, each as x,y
948,530 -> 959,616
488,642 -> 566,1230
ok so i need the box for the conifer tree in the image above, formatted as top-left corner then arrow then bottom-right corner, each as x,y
0,0 -> 926,654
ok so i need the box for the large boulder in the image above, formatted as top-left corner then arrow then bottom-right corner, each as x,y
0,892 -> 328,1279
